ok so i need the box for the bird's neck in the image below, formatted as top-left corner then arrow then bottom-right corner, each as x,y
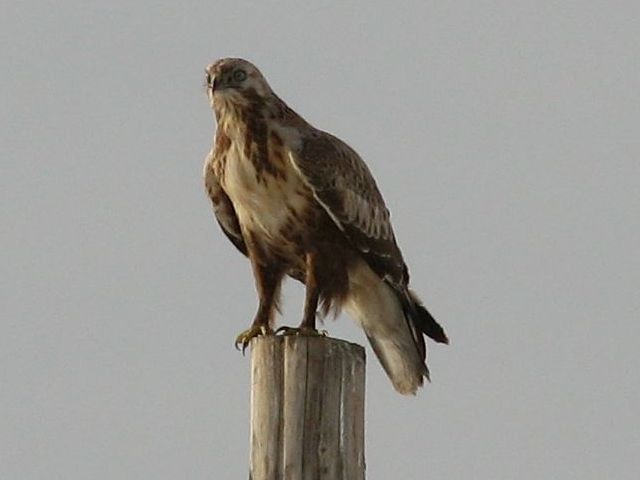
214,92 -> 309,148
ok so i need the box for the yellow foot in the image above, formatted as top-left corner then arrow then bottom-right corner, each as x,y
275,326 -> 328,337
234,325 -> 273,354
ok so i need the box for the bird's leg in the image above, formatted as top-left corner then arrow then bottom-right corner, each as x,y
301,251 -> 320,331
277,252 -> 327,337
235,259 -> 282,353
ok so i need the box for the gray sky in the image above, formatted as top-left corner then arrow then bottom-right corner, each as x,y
2,1 -> 639,479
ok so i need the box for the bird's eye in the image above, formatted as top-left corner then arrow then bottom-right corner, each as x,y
233,70 -> 247,82
205,72 -> 212,86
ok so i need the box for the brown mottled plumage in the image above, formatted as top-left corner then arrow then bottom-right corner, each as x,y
203,58 -> 447,394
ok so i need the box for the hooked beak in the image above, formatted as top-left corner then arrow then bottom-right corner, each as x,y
205,70 -> 218,93
211,75 -> 221,92
206,71 -> 223,94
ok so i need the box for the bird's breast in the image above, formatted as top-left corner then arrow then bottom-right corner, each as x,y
221,143 -> 312,247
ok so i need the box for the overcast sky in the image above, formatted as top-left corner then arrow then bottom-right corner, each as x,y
2,1 -> 639,479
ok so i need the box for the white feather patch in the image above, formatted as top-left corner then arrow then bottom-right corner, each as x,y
344,259 -> 426,395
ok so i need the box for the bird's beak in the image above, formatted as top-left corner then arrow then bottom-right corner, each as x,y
211,75 -> 221,92
205,68 -> 218,94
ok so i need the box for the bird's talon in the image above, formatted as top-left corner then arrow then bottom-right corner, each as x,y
275,326 -> 328,337
234,325 -> 272,354
275,326 -> 297,336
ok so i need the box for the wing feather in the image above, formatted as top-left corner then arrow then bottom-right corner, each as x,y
289,130 -> 408,286
204,155 -> 248,256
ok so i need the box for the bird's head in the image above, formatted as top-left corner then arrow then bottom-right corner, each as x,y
205,58 -> 272,113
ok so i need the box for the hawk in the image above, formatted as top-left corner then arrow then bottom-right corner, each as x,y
203,58 -> 448,394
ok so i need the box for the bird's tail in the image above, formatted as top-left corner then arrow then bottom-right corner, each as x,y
401,289 -> 449,347
344,262 -> 448,395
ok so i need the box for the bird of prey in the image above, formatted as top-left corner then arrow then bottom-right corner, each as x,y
203,58 -> 448,394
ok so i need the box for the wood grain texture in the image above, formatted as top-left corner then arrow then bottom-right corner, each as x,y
249,336 -> 366,480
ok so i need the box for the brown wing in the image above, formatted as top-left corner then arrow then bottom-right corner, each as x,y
204,156 -> 248,256
289,130 -> 409,286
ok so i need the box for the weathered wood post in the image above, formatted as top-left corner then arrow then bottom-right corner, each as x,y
249,335 -> 366,480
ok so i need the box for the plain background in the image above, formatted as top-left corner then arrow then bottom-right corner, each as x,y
2,1 -> 639,479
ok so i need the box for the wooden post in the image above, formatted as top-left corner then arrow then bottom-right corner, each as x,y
249,335 -> 366,480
